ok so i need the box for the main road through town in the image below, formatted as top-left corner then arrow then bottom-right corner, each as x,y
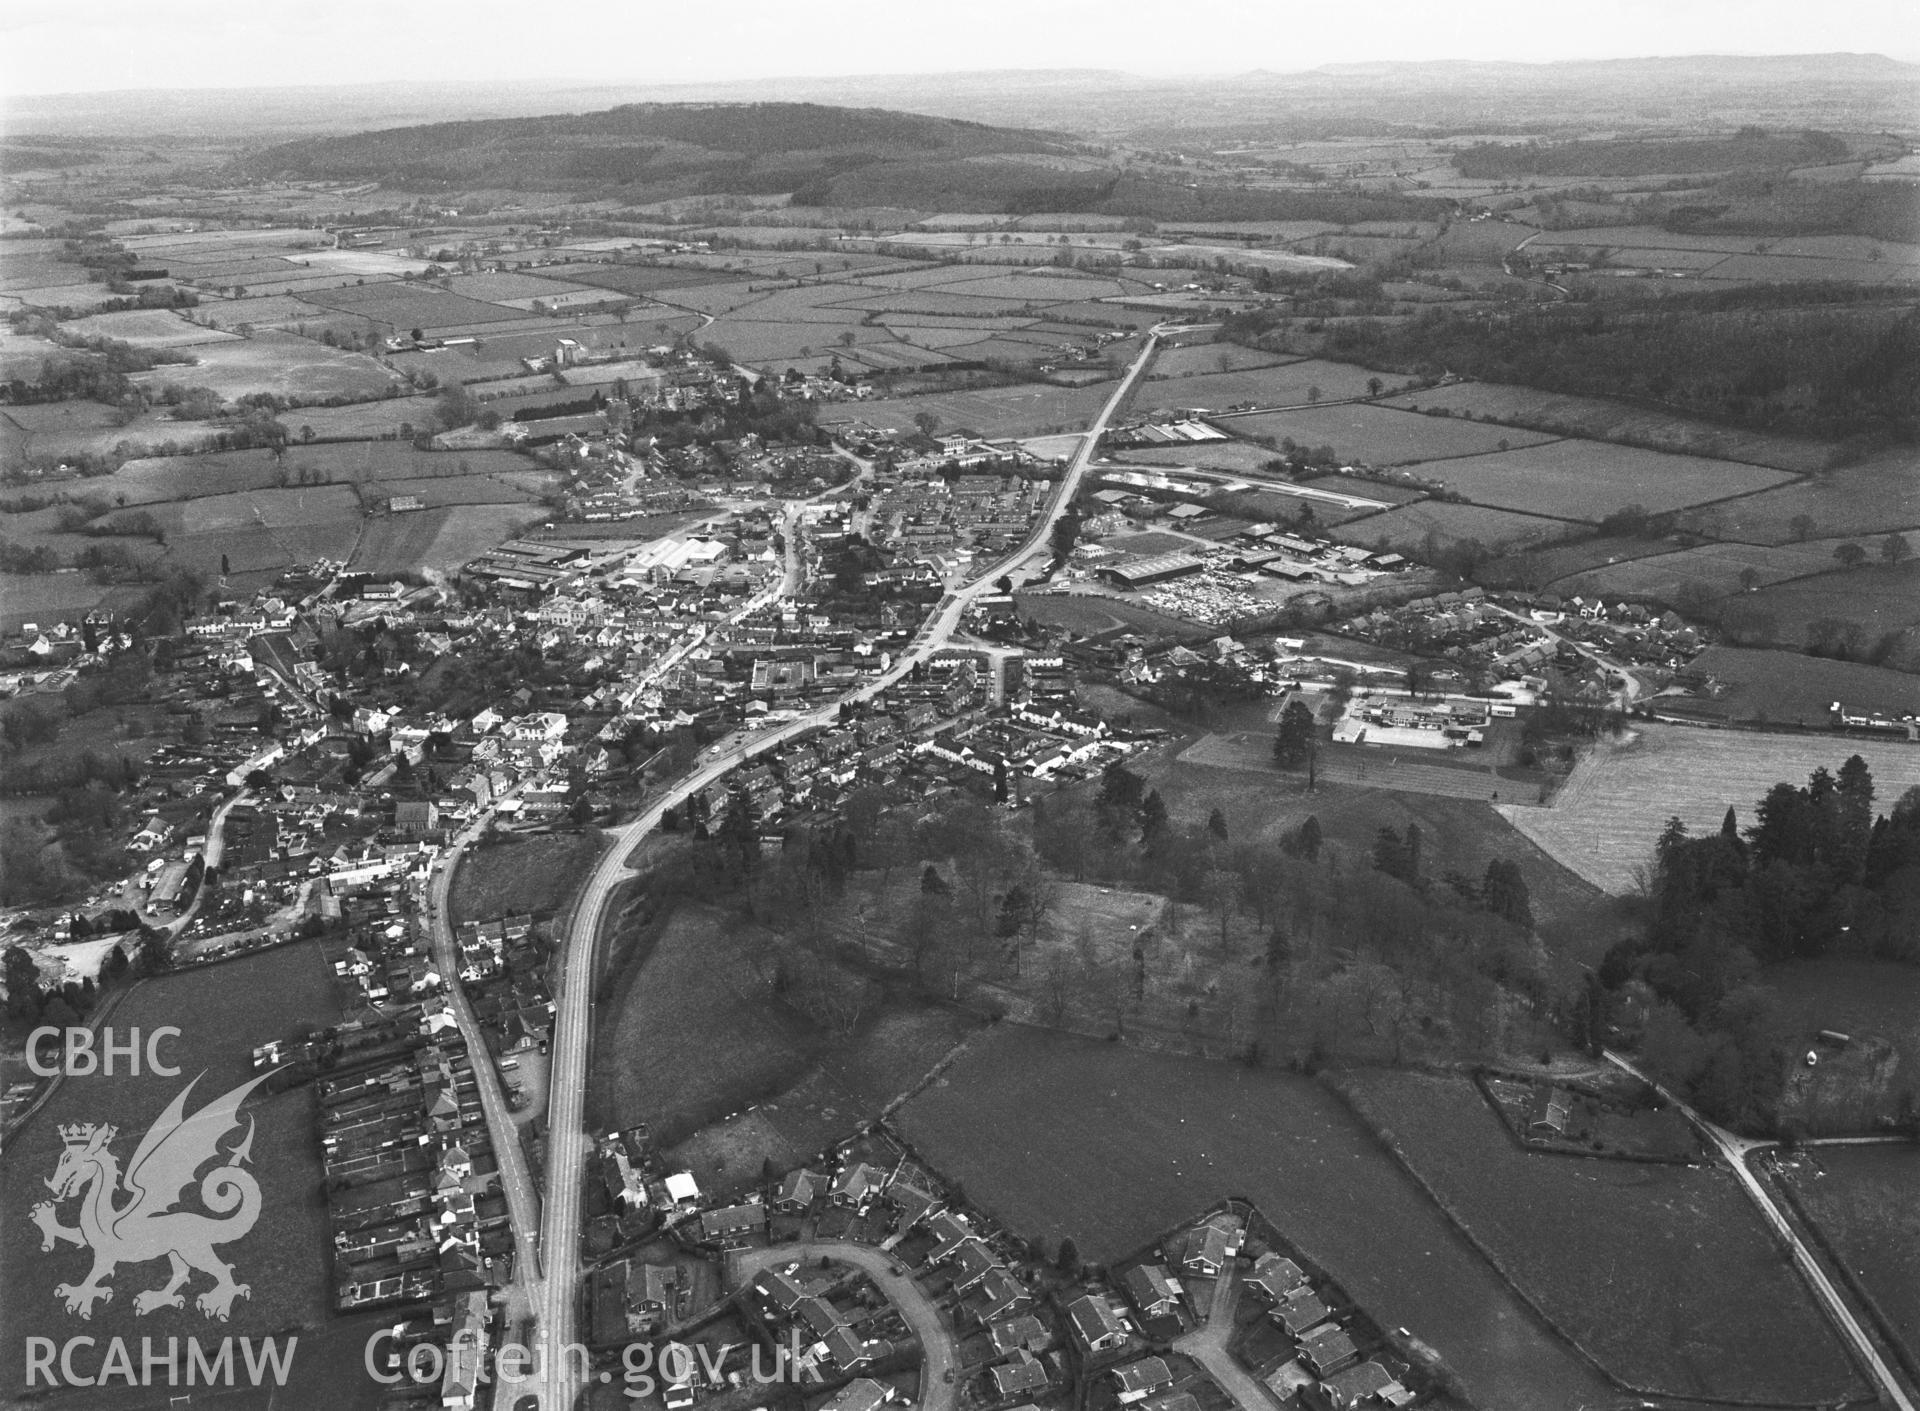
527,329 -> 1163,1408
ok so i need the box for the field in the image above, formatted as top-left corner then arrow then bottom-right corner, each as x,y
1333,1069 -> 1864,1404
301,282 -> 534,333
1011,589 -> 1202,640
1132,359 -> 1393,413
1711,451 -> 1920,544
895,1023 -> 1617,1410
1734,564 -> 1920,671
349,504 -> 544,574
1332,499 -> 1579,551
1778,1145 -> 1920,1379
1381,379 -> 1834,473
1229,405 -> 1557,465
0,940 -> 368,1410
1558,536 -> 1863,600
1668,646 -> 1920,724
0,573 -> 145,634
1144,343 -> 1295,378
1420,440 -> 1795,521
449,830 -> 602,925
1761,960 -> 1920,1094
60,308 -> 239,348
820,382 -> 1114,439
132,330 -> 399,401
1500,725 -> 1920,894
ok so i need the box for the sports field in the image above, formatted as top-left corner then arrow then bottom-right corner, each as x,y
895,1023 -> 1616,1410
1500,725 -> 1920,894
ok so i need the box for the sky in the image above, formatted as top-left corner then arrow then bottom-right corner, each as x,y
3,0 -> 1915,96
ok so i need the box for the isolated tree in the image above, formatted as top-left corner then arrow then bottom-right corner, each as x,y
1366,376 -> 1384,397
912,411 -> 940,438
1834,542 -> 1868,569
1881,533 -> 1912,566
1482,858 -> 1533,928
1789,513 -> 1816,543
1055,1236 -> 1080,1274
1272,698 -> 1317,769
1290,815 -> 1323,861
1306,385 -> 1323,404
1207,808 -> 1229,842
1140,790 -> 1170,846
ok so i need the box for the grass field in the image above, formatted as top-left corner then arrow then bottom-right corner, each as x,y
348,503 -> 542,574
132,330 -> 399,402
1778,1145 -> 1920,1378
449,830 -> 601,924
1667,646 -> 1920,724
1422,440 -> 1794,521
1381,379 -> 1834,473
1230,405 -> 1557,465
1145,343 -> 1296,378
1334,1069 -> 1864,1405
1711,451 -> 1920,544
1559,537 -> 1863,601
821,382 -> 1113,439
1734,563 -> 1920,671
0,941 -> 348,1404
895,1024 -> 1616,1410
60,308 -> 239,348
301,282 -> 534,333
1500,725 -> 1920,894
1332,499 -> 1579,551
1135,359 -> 1397,413
1761,960 -> 1920,1095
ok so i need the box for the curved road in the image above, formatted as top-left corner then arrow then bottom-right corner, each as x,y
1604,1051 -> 1916,1411
528,330 -> 1163,1409
729,1242 -> 959,1411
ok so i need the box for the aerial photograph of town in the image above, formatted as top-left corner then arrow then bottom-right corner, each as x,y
0,2 -> 1915,1408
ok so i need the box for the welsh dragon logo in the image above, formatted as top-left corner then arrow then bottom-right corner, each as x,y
29,1071 -> 269,1321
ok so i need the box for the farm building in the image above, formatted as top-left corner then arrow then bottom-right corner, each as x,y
1098,552 -> 1205,588
1530,1084 -> 1572,1137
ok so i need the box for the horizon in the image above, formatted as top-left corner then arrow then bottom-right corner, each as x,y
5,0 -> 1918,99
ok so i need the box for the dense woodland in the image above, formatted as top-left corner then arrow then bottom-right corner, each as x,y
1303,291 -> 1920,442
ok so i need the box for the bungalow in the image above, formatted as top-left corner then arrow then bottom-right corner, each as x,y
824,1327 -> 888,1371
831,1161 -> 885,1208
1303,1360 -> 1402,1411
973,1267 -> 1031,1320
625,1263 -> 678,1331
699,1204 -> 767,1243
1112,1357 -> 1174,1403
988,1314 -> 1050,1356
774,1168 -> 825,1212
1276,1286 -> 1330,1336
887,1181 -> 941,1228
755,1268 -> 809,1314
1298,1324 -> 1359,1378
1169,1214 -> 1239,1277
991,1350 -> 1049,1399
950,1238 -> 1005,1293
1065,1293 -> 1129,1356
1122,1263 -> 1183,1320
1245,1253 -> 1306,1303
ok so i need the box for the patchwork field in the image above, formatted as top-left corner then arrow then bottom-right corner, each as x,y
1500,725 -> 1920,894
1230,404 -> 1557,465
1423,440 -> 1796,521
1334,1069 -> 1864,1405
1383,380 -> 1835,473
896,1024 -> 1617,1410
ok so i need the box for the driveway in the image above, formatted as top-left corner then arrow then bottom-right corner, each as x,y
1173,1265 -> 1283,1411
730,1242 -> 960,1411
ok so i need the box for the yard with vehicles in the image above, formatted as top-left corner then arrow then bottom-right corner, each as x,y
1418,440 -> 1796,521
894,1022 -> 1617,1410
0,940 -> 353,1405
1331,1068 -> 1867,1406
1775,1144 -> 1920,1380
1499,725 -> 1920,895
1230,404 -> 1558,465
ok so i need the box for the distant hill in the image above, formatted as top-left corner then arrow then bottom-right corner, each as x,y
237,101 -> 1078,197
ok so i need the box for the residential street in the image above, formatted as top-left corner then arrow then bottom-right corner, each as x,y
728,1242 -> 961,1411
1173,1265 -> 1283,1411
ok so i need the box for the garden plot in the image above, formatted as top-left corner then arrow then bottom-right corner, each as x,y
1500,726 -> 1920,894
1424,441 -> 1793,521
1229,405 -> 1556,465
